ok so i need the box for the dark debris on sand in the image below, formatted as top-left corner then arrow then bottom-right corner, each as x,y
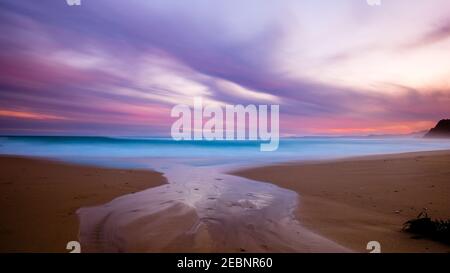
403,210 -> 450,245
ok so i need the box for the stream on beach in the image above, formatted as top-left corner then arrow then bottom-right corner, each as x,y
77,159 -> 349,252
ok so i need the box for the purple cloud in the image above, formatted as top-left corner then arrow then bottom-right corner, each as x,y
0,0 -> 449,135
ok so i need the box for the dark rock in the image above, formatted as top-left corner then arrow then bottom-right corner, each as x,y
424,119 -> 450,138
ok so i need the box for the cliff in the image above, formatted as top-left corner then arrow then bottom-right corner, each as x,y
424,119 -> 450,138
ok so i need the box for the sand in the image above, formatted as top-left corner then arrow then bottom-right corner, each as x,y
0,156 -> 166,253
2,151 -> 450,253
232,150 -> 450,253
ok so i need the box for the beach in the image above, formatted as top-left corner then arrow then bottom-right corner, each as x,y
1,150 -> 449,253
0,156 -> 166,252
232,150 -> 450,253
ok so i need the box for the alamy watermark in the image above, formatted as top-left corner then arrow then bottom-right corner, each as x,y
66,0 -> 81,6
366,241 -> 381,253
367,0 -> 381,6
170,98 -> 279,151
66,241 -> 81,253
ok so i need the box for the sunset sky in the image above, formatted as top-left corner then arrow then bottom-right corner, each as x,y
0,0 -> 449,136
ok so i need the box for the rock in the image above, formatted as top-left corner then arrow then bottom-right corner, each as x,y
424,119 -> 450,138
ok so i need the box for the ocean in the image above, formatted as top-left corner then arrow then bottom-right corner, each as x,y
1,136 -> 450,168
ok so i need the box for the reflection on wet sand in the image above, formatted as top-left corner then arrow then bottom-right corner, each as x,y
78,162 -> 349,252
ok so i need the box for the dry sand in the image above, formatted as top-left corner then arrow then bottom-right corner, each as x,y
0,156 -> 166,253
232,150 -> 450,253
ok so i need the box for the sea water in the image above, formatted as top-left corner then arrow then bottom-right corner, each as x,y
1,136 -> 450,168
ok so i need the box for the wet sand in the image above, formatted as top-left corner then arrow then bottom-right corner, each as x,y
78,163 -> 348,253
0,156 -> 166,252
232,150 -> 450,253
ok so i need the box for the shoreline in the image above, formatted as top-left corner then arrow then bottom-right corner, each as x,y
0,156 -> 167,252
1,150 -> 449,253
231,150 -> 450,253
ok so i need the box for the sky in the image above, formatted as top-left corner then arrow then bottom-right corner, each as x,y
0,0 -> 449,136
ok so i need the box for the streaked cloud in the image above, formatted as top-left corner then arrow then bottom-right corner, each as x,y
0,109 -> 68,120
0,0 -> 449,136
